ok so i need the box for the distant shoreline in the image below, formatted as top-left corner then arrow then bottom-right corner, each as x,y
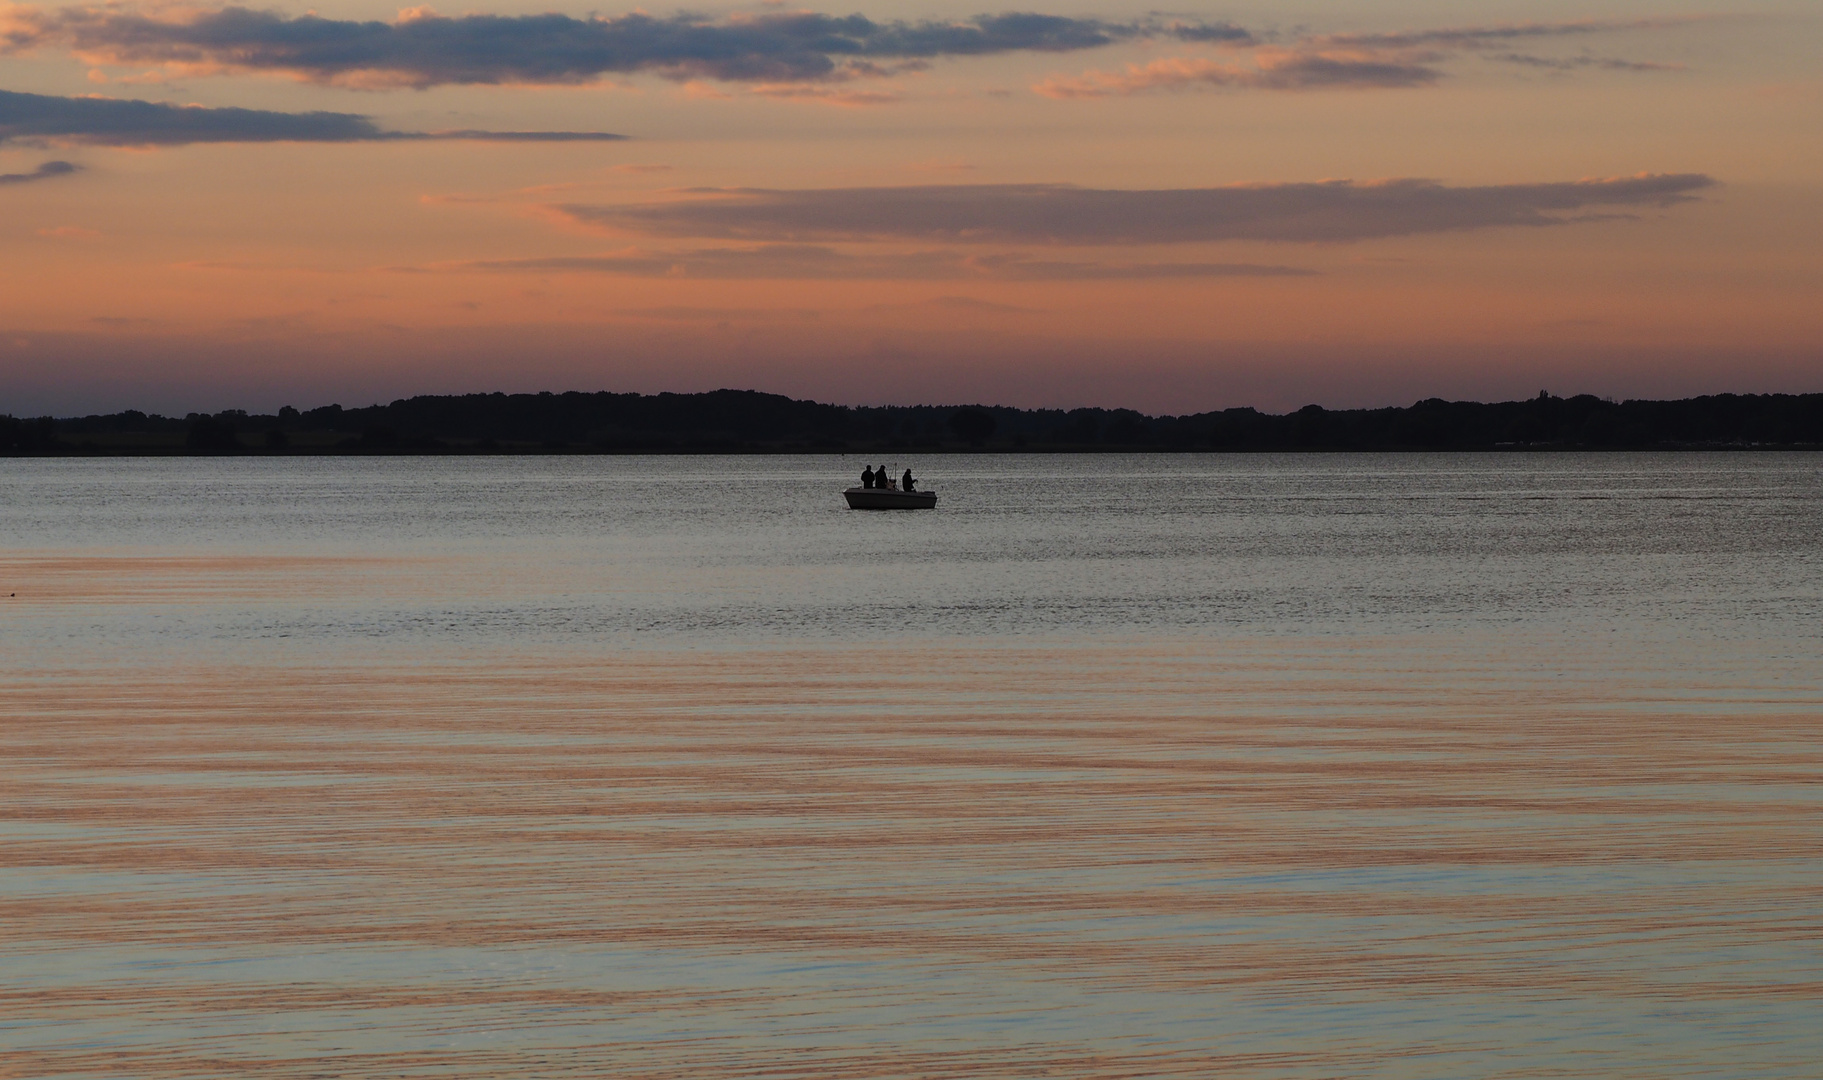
7,388 -> 1822,455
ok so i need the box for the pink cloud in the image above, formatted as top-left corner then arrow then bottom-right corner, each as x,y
745,82 -> 903,106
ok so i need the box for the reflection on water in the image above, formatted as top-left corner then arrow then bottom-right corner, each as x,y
3,455 -> 1820,1078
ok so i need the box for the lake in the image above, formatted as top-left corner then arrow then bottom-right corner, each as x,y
4,453 -> 1820,1078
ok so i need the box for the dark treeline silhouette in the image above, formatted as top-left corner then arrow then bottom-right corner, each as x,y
6,388 -> 1823,455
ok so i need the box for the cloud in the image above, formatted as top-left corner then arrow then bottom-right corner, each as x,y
2,5 -> 1251,89
449,244 -> 1316,280
0,89 -> 624,146
550,175 -> 1715,246
421,130 -> 628,142
1038,16 -> 1698,99
1484,53 -> 1684,73
0,157 -> 76,184
1036,50 -> 1436,98
1306,17 -> 1710,51
745,83 -> 905,106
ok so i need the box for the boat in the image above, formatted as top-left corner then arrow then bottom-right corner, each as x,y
844,485 -> 937,510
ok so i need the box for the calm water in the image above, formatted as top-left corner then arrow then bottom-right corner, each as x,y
4,454 -> 1820,1078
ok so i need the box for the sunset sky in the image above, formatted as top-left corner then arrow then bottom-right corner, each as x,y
2,0 -> 1818,414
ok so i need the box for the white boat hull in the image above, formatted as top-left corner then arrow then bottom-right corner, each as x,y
844,486 -> 937,510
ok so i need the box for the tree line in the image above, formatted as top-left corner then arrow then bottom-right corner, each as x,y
5,389 -> 1823,454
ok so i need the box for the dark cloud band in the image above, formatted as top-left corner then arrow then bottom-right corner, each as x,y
1038,16 -> 1696,99
0,90 -> 624,146
0,158 -> 77,184
5,6 -> 1250,88
1035,52 -> 1439,98
1311,17 -> 1706,51
554,176 -> 1717,246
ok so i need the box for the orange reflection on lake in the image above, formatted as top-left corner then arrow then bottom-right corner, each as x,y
7,636 -> 1820,1078
4,456 -> 1821,1078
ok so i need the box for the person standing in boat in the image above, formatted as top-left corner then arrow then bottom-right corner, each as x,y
876,465 -> 891,489
861,465 -> 874,489
902,469 -> 916,492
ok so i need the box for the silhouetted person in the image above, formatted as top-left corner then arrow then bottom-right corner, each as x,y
861,466 -> 874,488
902,469 -> 916,492
876,466 -> 890,489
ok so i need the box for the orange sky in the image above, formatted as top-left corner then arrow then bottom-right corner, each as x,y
2,1 -> 1819,414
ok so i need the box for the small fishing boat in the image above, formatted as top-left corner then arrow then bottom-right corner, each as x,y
844,485 -> 937,510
